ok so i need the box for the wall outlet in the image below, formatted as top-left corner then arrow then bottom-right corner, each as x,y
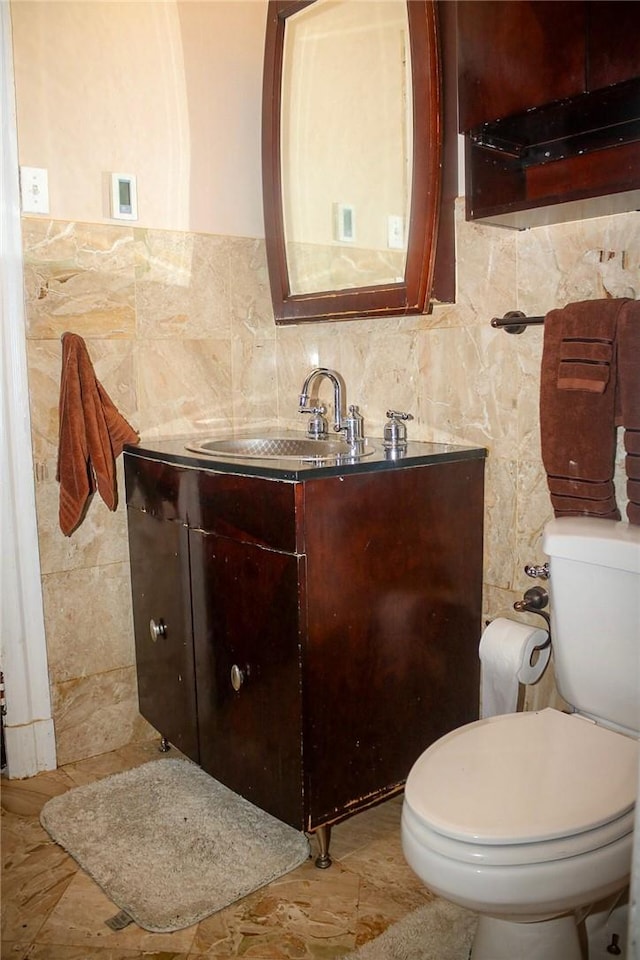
20,167 -> 49,214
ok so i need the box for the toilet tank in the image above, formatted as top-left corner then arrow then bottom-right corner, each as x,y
542,517 -> 640,735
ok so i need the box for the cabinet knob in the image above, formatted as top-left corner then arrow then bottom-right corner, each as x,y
149,618 -> 167,641
230,664 -> 246,691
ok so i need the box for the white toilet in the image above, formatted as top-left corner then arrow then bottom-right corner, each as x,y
401,516 -> 640,960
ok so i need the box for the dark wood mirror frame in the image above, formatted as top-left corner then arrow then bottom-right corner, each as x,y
262,0 -> 442,325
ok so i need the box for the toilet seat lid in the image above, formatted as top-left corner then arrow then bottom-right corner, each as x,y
405,709 -> 638,845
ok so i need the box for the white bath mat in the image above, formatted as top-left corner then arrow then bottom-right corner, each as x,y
40,758 -> 310,932
345,898 -> 477,960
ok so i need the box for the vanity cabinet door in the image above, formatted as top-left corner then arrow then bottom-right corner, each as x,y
301,460 -> 484,827
126,507 -> 199,762
190,530 -> 304,829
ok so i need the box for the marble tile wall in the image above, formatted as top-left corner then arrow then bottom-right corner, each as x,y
22,203 -> 639,764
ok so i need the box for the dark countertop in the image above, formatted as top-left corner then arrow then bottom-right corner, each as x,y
124,432 -> 486,482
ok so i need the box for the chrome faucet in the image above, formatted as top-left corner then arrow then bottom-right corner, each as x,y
298,367 -> 364,443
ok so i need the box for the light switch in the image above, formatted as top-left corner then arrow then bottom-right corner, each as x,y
387,215 -> 405,250
20,167 -> 49,214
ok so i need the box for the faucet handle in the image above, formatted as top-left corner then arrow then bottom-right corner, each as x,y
299,405 -> 328,438
342,404 -> 364,443
384,410 -> 413,449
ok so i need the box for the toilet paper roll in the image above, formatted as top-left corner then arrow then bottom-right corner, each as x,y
479,618 -> 551,718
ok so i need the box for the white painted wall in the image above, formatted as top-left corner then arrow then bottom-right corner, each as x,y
1,0 -> 56,778
11,0 -> 267,236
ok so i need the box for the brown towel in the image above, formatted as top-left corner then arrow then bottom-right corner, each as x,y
557,337 -> 614,393
540,299 -> 628,521
57,332 -> 139,536
615,299 -> 640,523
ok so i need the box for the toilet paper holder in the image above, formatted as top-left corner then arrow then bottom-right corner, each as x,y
513,586 -> 552,645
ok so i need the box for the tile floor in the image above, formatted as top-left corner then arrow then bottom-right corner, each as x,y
2,738 -> 435,959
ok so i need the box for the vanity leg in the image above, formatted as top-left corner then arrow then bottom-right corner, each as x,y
315,825 -> 332,868
159,737 -> 171,753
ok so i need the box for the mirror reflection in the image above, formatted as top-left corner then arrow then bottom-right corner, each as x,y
281,0 -> 412,295
262,0 -> 441,324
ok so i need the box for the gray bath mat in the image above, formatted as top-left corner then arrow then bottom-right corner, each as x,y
40,758 -> 310,933
345,898 -> 477,960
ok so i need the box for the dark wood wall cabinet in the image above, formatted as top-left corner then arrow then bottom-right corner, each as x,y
124,441 -> 485,863
457,0 -> 640,228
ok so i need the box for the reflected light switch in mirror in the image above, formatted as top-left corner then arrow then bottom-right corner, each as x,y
387,215 -> 405,249
334,203 -> 355,242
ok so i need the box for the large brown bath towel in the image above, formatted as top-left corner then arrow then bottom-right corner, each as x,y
540,298 -> 640,524
57,332 -> 138,536
616,299 -> 640,523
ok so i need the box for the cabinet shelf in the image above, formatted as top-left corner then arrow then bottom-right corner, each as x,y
458,0 -> 640,227
469,78 -> 640,167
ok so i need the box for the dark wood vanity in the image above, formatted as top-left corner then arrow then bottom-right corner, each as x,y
124,438 -> 485,860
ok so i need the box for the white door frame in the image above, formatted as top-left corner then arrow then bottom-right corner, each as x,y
0,0 -> 56,778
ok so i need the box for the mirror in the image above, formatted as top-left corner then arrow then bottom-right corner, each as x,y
282,0 -> 412,297
262,0 -> 441,324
